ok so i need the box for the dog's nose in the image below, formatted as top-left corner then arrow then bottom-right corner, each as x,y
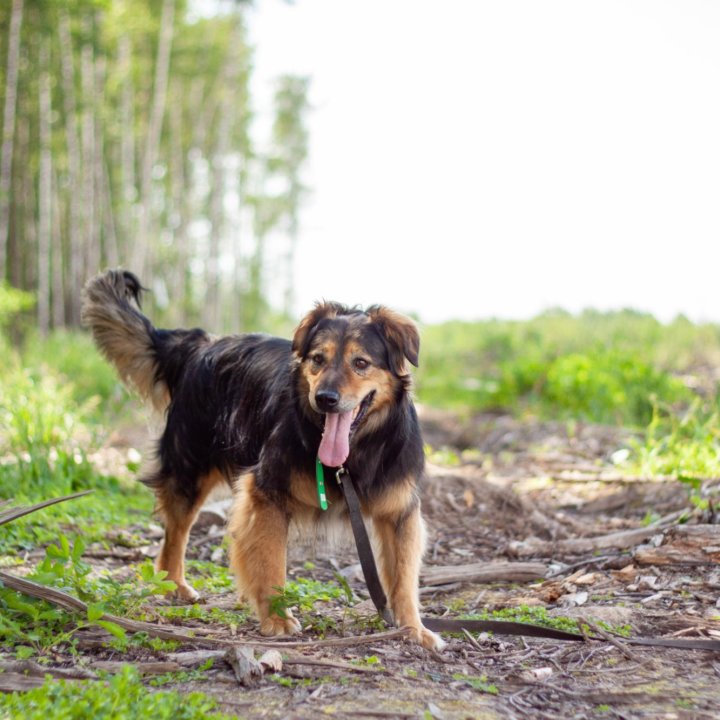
316,389 -> 340,412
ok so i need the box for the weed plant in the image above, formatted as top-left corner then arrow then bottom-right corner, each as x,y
0,665 -> 233,720
0,535 -> 175,657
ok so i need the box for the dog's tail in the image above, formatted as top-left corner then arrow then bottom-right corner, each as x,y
81,269 -> 170,411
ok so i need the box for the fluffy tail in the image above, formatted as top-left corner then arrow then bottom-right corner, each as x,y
81,269 -> 168,411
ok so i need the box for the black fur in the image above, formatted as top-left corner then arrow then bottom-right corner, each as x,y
100,274 -> 425,509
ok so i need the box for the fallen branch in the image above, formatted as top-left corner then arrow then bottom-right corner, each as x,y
577,617 -> 642,663
0,673 -> 50,692
0,659 -> 97,680
282,656 -> 386,674
507,512 -> 681,558
0,490 -> 93,527
0,570 -> 410,650
421,561 -> 547,586
634,525 -> 720,566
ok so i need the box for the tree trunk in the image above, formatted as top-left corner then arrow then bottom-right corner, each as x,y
168,87 -> 189,325
0,0 -> 24,280
51,168 -> 65,328
58,9 -> 83,322
204,39 -> 238,330
118,34 -> 135,262
80,16 -> 97,283
38,42 -> 52,336
131,0 -> 175,278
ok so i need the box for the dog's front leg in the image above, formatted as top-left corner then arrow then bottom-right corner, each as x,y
374,502 -> 446,651
228,474 -> 301,636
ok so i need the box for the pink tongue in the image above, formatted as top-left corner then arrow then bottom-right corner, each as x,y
318,412 -> 353,467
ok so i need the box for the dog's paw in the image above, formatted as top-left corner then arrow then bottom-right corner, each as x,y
169,582 -> 201,603
260,613 -> 302,637
408,624 -> 446,652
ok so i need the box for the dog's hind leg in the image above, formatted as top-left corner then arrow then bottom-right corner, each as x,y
228,473 -> 301,636
154,470 -> 224,602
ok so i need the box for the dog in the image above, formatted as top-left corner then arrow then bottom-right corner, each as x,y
81,269 -> 443,650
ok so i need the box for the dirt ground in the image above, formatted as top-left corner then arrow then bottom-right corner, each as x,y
5,407 -> 720,719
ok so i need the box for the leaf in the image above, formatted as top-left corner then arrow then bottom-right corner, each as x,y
71,536 -> 86,563
95,620 -> 127,640
87,602 -> 105,622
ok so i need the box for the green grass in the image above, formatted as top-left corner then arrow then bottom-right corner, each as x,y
0,665 -> 233,720
460,605 -> 581,634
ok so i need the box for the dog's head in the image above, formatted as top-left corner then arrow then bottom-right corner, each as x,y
292,302 -> 420,467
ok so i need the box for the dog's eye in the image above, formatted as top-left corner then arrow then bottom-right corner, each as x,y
311,353 -> 325,366
353,358 -> 370,371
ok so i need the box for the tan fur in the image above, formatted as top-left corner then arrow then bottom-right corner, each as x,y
81,274 -> 169,411
373,507 -> 438,648
155,470 -> 225,601
228,474 -> 301,636
286,469 -> 353,550
299,335 -> 398,438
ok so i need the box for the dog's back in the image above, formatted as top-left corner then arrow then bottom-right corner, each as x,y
81,269 -> 294,486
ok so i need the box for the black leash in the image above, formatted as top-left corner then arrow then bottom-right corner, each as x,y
330,465 -> 720,652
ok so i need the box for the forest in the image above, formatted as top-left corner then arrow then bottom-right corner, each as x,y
0,0 -> 308,333
2,2 -> 720,719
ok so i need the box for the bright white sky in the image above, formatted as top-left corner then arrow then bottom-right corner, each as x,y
247,0 -> 720,324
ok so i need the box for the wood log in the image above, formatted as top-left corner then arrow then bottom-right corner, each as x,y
507,526 -> 660,558
421,561 -> 547,586
634,525 -> 720,566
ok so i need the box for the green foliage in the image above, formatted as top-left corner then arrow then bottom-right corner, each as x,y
451,673 -> 499,694
269,577 -> 351,634
0,665 -> 233,720
628,400 -> 720,480
21,331 -> 127,412
185,560 -> 235,595
0,328 -> 152,554
461,605 -> 579,634
0,364 -> 97,499
0,283 -> 34,331
270,577 -> 347,617
416,309 -> 716,426
543,351 -> 688,425
0,537 -> 175,656
155,603 -> 248,628
149,658 -> 215,688
621,399 -> 720,507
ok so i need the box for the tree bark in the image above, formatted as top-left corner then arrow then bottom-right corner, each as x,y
80,15 -> 97,284
118,34 -> 135,263
51,168 -> 65,328
58,9 -> 83,322
131,0 -> 175,278
0,0 -> 24,280
38,42 -> 52,336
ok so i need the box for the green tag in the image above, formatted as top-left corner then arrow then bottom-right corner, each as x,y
315,458 -> 329,511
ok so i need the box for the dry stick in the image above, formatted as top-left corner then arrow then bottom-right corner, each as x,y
0,490 -> 93,526
282,657 -> 385,674
461,627 -> 485,652
577,617 -> 642,663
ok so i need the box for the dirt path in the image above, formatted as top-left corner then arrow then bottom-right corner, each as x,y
7,409 -> 720,718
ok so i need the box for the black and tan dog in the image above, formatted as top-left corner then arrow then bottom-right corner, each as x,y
81,269 -> 443,650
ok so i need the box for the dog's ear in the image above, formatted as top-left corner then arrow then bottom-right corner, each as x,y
367,306 -> 420,374
292,302 -> 345,358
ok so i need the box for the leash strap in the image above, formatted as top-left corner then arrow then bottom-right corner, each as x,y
332,465 -> 395,627
334,465 -> 720,652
